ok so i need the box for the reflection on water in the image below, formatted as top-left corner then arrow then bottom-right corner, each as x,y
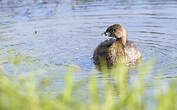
0,0 -> 177,90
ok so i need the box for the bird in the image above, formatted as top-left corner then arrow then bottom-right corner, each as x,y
93,24 -> 141,67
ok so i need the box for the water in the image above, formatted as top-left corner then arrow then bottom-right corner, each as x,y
0,0 -> 177,91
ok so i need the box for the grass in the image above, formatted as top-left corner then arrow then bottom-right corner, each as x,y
0,52 -> 176,110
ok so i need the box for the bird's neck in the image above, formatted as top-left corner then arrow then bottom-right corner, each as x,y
116,36 -> 127,46
115,39 -> 126,56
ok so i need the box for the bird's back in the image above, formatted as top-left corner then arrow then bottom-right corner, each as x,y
124,41 -> 141,65
93,39 -> 141,66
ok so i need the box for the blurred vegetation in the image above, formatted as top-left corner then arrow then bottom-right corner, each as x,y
0,51 -> 176,110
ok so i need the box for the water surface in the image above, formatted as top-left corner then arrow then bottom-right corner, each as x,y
0,0 -> 177,92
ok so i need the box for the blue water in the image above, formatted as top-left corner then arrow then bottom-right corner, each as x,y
0,0 -> 176,93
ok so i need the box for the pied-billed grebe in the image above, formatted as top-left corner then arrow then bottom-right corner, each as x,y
93,24 -> 141,67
